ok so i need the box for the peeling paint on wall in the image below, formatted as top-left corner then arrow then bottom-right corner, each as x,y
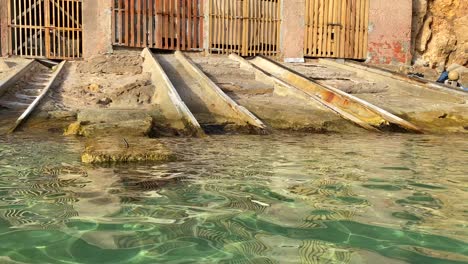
367,0 -> 413,65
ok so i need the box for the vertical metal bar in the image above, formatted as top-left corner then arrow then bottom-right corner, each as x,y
19,0 -> 24,56
78,0 -> 81,57
130,0 -> 134,46
112,0 -> 116,45
175,0 -> 180,50
149,0 -> 153,47
66,0 -> 69,58
143,0 -> 147,47
73,0 -> 76,58
29,0 -> 35,56
156,0 -> 162,48
28,0 -> 31,56
136,0 -> 140,46
164,0 -> 168,49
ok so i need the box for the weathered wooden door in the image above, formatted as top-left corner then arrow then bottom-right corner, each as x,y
209,0 -> 281,57
113,0 -> 204,50
304,0 -> 369,59
8,0 -> 83,59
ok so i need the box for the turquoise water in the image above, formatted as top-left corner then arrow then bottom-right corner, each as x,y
0,133 -> 467,264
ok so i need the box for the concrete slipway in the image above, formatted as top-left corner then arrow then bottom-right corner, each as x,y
143,51 -> 424,135
2,50 -> 467,138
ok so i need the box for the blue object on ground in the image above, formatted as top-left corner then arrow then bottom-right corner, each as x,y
436,71 -> 449,83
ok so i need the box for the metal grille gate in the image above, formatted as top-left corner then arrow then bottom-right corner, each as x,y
304,0 -> 369,59
8,0 -> 83,59
209,0 -> 281,57
113,0 -> 204,50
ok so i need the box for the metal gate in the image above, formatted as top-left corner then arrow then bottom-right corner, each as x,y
304,0 -> 369,59
8,0 -> 83,59
113,0 -> 204,50
209,0 -> 281,57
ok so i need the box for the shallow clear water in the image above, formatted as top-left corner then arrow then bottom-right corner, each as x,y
0,132 -> 467,264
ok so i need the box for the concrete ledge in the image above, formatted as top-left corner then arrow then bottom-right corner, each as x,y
141,48 -> 204,137
175,51 -> 267,133
81,136 -> 176,164
0,59 -> 35,97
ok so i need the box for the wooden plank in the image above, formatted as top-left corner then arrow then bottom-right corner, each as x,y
149,0 -> 153,47
363,0 -> 369,59
242,0 -> 248,56
358,0 -> 365,58
221,0 -> 225,54
155,0 -> 161,48
332,0 -> 338,57
169,0 -> 172,49
124,0 -> 128,45
340,0 -> 346,57
188,0 -> 192,49
353,0 -> 360,59
163,0 -> 168,49
207,0 -> 211,51
181,0 -> 186,50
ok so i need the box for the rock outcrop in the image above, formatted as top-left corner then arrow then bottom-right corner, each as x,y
412,0 -> 468,69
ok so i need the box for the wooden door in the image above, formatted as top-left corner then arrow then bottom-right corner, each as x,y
304,0 -> 369,59
209,0 -> 281,57
113,0 -> 204,51
8,0 -> 83,59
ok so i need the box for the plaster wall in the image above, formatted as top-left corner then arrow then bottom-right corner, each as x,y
280,0 -> 306,62
367,0 -> 413,64
82,0 -> 113,58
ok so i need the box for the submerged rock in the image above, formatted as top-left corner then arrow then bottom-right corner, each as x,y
81,137 -> 176,164
64,121 -> 83,136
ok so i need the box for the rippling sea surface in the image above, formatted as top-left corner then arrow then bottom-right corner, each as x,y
0,132 -> 467,264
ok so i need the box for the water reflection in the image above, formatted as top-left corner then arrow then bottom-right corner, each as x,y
0,133 -> 467,263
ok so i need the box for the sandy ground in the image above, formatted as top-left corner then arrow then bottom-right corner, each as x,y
39,50 -> 156,114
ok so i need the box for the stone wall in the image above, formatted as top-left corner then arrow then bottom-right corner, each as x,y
411,0 -> 467,68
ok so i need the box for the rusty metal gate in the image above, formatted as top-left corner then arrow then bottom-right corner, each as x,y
8,0 -> 83,59
209,0 -> 281,57
113,0 -> 204,50
304,0 -> 369,59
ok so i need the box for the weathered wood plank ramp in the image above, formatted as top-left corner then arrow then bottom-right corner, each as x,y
0,60 -> 66,134
240,55 -> 423,133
